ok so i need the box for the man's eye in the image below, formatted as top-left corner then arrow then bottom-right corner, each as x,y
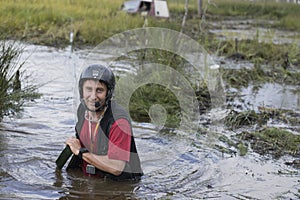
96,89 -> 103,93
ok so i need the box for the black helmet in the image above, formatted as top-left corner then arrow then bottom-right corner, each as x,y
79,64 -> 115,112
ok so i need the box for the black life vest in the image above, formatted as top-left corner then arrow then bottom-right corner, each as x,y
67,100 -> 143,181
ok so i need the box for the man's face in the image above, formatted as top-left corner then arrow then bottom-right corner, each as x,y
82,80 -> 107,111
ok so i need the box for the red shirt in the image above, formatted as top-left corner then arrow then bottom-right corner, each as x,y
80,118 -> 131,162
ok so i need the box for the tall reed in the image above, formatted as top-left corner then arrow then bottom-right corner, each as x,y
0,40 -> 40,120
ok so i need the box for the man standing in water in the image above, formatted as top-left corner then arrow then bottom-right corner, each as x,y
65,64 -> 143,180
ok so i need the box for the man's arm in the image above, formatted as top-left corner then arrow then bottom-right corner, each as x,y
66,119 -> 131,176
82,154 -> 126,176
66,137 -> 126,175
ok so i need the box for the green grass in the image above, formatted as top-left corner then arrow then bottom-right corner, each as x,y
114,48 -> 211,128
129,83 -> 181,127
1,0 -> 299,46
0,0 -> 144,45
215,126 -> 300,158
239,127 -> 300,158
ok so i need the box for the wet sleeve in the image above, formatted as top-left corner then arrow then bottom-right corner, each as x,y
107,119 -> 131,162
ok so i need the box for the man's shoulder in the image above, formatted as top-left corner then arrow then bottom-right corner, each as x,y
110,101 -> 127,113
110,101 -> 131,121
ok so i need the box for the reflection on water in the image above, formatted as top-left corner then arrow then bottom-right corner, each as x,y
55,169 -> 139,199
242,83 -> 300,112
0,44 -> 299,199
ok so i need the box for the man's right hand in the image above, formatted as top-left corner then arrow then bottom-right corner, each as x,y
66,137 -> 81,156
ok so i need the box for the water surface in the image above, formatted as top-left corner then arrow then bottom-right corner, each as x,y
0,44 -> 299,199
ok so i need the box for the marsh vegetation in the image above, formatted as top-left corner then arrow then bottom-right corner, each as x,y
0,40 -> 40,120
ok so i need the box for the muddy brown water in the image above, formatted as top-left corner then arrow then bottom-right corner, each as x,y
0,43 -> 299,200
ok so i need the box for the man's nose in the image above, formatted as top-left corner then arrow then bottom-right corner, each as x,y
90,90 -> 97,99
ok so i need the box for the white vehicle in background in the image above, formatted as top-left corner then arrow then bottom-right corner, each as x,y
121,0 -> 170,18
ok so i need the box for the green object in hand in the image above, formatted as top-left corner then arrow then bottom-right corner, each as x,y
56,145 -> 73,170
